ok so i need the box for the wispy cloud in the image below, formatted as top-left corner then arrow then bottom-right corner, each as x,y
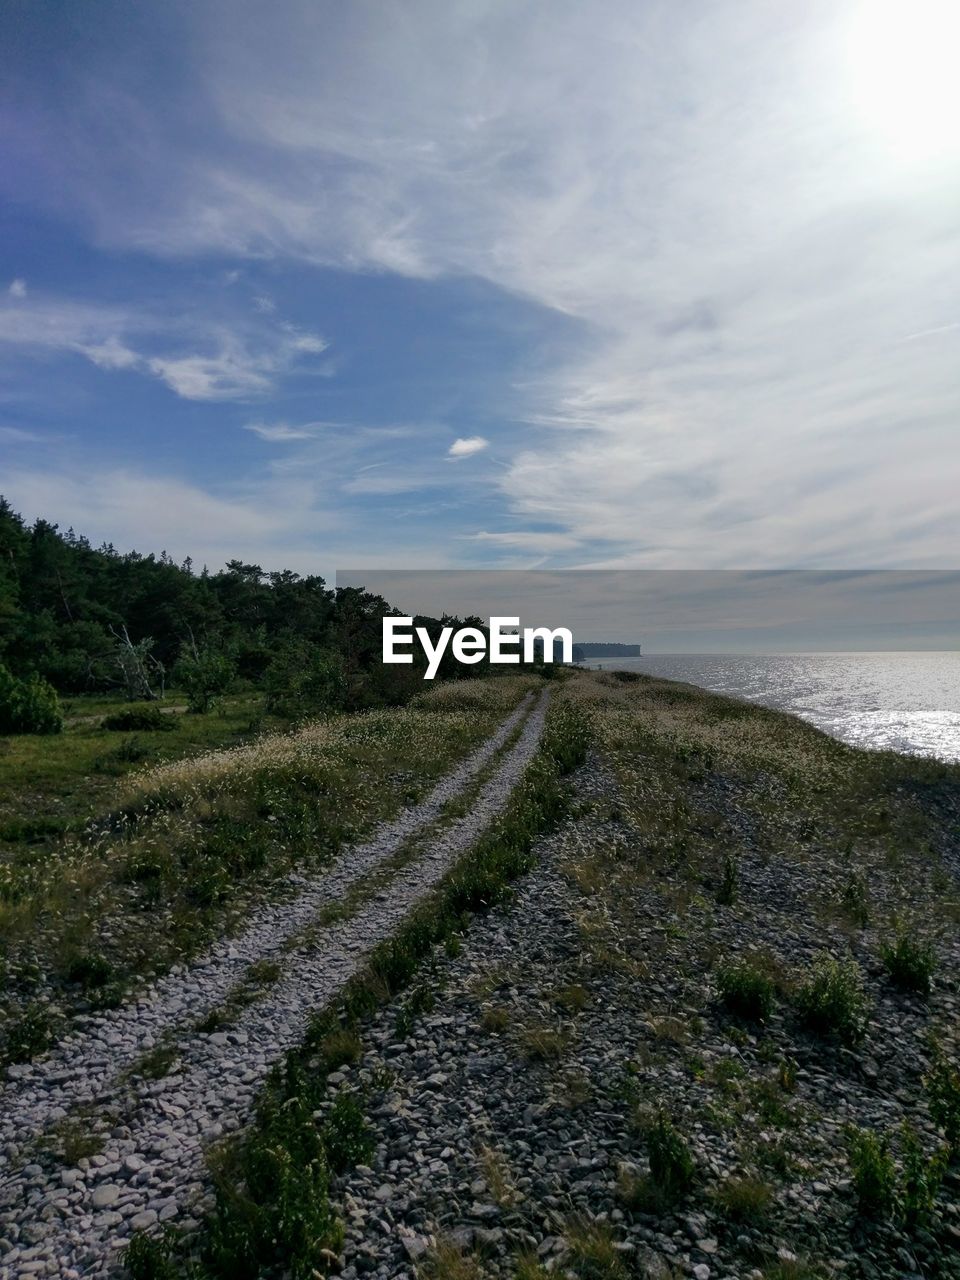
448,436 -> 489,459
8,279 -> 26,298
467,530 -> 581,552
244,420 -> 317,441
0,292 -> 329,402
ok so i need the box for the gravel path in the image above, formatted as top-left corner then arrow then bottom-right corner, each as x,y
0,691 -> 533,1151
0,691 -> 549,1278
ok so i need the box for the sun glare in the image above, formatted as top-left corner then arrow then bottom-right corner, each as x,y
846,0 -> 960,162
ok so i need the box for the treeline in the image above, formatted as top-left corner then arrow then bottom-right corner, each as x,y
0,498 -> 498,724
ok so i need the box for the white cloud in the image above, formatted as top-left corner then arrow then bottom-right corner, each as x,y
0,425 -> 45,443
467,530 -> 581,552
8,279 -> 26,298
448,436 -> 489,458
0,293 -> 329,402
8,2 -> 960,563
244,420 -> 316,441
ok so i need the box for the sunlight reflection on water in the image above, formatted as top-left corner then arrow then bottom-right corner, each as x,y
591,652 -> 960,762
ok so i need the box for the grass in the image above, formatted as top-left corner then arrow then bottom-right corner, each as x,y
0,677 -> 535,1060
794,953 -> 869,1045
716,958 -> 777,1021
880,928 -> 936,995
711,1174 -> 775,1222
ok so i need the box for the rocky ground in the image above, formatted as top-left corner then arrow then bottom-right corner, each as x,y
310,678 -> 960,1280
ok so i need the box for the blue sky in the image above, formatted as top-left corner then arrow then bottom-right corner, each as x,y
1,0 -> 958,575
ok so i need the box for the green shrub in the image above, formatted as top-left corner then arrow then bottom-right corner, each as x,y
839,870 -> 870,926
1,1001 -> 56,1066
122,1228 -> 181,1280
63,951 -> 115,990
711,1174 -> 773,1222
102,705 -> 175,732
847,1126 -> 896,1217
0,663 -> 63,734
320,1091 -> 374,1172
795,953 -> 869,1045
645,1110 -> 695,1201
926,1048 -> 960,1153
716,854 -> 738,905
880,930 -> 936,995
716,959 -> 776,1021
899,1121 -> 947,1226
176,649 -> 236,714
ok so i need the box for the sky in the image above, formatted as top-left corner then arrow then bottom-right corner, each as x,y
1,0 -> 958,578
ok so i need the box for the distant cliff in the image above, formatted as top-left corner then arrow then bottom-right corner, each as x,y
572,642 -> 642,660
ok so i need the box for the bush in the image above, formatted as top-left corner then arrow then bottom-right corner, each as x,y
900,1121 -> 947,1226
645,1110 -> 695,1201
176,648 -> 236,714
795,953 -> 869,1044
711,1174 -> 773,1222
102,705 -> 174,732
839,869 -> 870,926
717,959 -> 776,1021
880,930 -> 936,995
320,1091 -> 374,1172
847,1126 -> 896,1217
926,1047 -> 960,1153
263,642 -> 345,718
0,663 -> 63,734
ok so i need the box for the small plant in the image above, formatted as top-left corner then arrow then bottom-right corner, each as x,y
795,953 -> 869,1045
1,1002 -> 55,1066
925,1047 -> 960,1153
711,1174 -> 773,1222
314,1028 -> 362,1073
122,1228 -> 181,1280
777,1056 -> 798,1093
320,1091 -> 373,1172
645,1110 -> 695,1201
880,930 -> 936,995
716,853 -> 738,905
518,1023 -> 570,1062
899,1121 -> 946,1226
839,870 -> 870,926
847,1126 -> 896,1217
63,951 -> 115,991
565,1220 -> 628,1280
102,705 -> 174,732
480,1005 -> 510,1034
716,959 -> 776,1021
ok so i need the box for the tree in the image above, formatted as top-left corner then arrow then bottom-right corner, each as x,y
175,645 -> 236,714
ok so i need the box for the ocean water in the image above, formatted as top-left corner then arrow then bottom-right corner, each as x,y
590,652 -> 960,762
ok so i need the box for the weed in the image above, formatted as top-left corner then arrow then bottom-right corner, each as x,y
515,1252 -> 551,1280
716,959 -> 776,1021
925,1047 -> 960,1153
518,1022 -> 570,1062
321,1091 -> 374,1172
102,706 -> 175,733
1,1001 -> 55,1066
131,1044 -> 180,1080
419,1240 -> 485,1280
839,870 -> 870,926
244,959 -> 282,986
479,1005 -> 510,1034
899,1121 -> 947,1226
553,983 -> 590,1013
314,1028 -> 362,1073
62,951 -> 115,990
880,930 -> 936,996
479,1144 -> 517,1207
122,1228 -> 183,1280
711,1174 -> 774,1222
565,1220 -> 628,1280
795,953 -> 869,1045
716,853 -> 738,905
847,1126 -> 896,1217
645,1110 -> 695,1202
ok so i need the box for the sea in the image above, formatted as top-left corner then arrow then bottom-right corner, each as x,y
589,652 -> 960,763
